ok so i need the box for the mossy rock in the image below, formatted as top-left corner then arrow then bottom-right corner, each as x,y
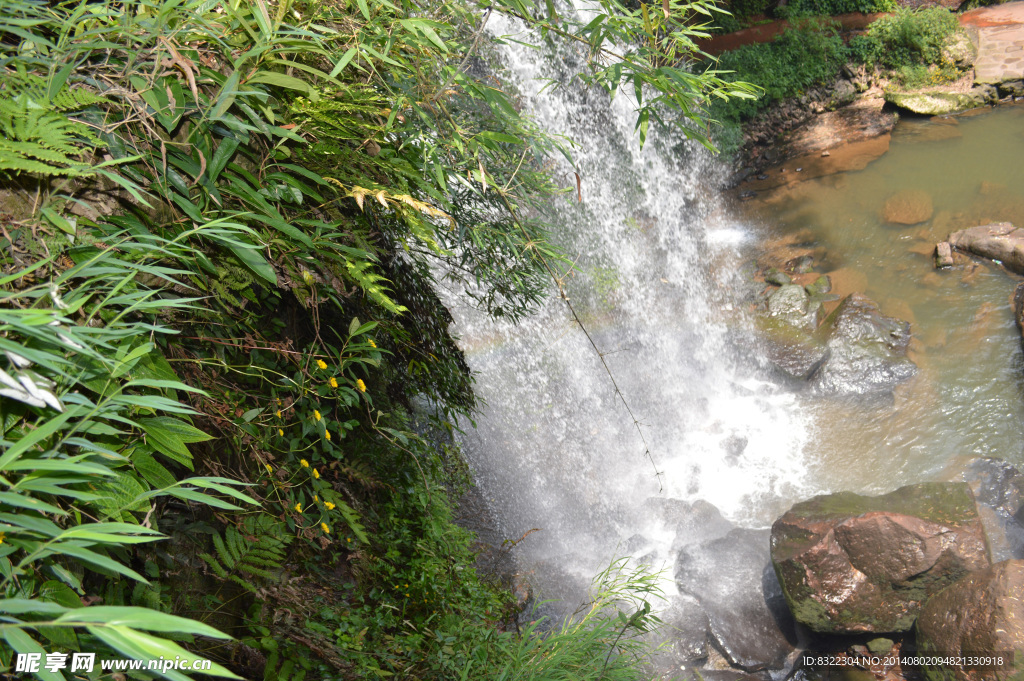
771,482 -> 990,634
884,90 -> 985,116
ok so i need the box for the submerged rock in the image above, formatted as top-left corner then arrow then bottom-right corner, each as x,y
935,241 -> 954,268
949,222 -> 1024,274
915,560 -> 1024,681
677,528 -> 796,671
961,457 -> 1024,562
811,293 -> 916,396
771,482 -> 990,633
882,189 -> 935,225
647,593 -> 711,671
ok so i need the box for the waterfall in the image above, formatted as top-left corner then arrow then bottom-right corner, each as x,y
443,6 -> 815,665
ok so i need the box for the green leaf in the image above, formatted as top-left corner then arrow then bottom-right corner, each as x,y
329,48 -> 357,78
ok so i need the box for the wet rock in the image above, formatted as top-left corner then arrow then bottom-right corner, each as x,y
972,83 -> 1000,105
961,457 -> 1024,562
787,255 -> 816,274
756,316 -> 831,381
1014,282 -> 1024,339
884,91 -> 985,116
677,528 -> 796,671
805,274 -> 832,297
949,222 -> 1024,274
647,593 -> 711,671
882,189 -> 935,225
768,285 -> 823,330
999,80 -> 1024,98
935,242 -> 954,268
642,497 -> 734,551
765,267 -> 793,286
771,482 -> 990,634
811,294 -> 917,396
690,671 -> 770,681
915,560 -> 1024,681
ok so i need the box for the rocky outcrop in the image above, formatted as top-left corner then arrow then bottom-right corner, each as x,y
677,528 -> 796,671
771,482 -> 990,634
915,560 -> 1024,681
948,222 -> 1024,275
884,90 -> 986,116
811,293 -> 916,396
882,189 -> 934,225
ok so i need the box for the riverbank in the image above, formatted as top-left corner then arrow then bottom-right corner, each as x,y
719,2 -> 1024,186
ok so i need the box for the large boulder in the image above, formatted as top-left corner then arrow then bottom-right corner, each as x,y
756,316 -> 831,381
915,560 -> 1024,681
949,222 -> 1024,275
677,528 -> 796,671
771,482 -> 990,634
811,293 -> 916,396
884,91 -> 985,116
882,189 -> 935,225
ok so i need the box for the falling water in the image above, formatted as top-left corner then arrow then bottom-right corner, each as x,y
442,6 -> 816,662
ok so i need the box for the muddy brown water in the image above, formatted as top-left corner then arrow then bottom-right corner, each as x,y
736,103 -> 1024,494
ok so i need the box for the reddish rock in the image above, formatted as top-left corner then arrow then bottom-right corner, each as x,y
771,482 -> 990,634
916,560 -> 1024,681
949,222 -> 1024,274
883,189 -> 935,225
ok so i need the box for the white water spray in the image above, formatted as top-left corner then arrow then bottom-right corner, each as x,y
443,7 -> 815,651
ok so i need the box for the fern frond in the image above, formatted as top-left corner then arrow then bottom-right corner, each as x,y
200,516 -> 290,593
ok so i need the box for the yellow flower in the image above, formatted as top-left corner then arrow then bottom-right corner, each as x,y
329,377 -> 338,388
325,430 -> 331,441
276,410 -> 282,418
316,359 -> 328,370
294,503 -> 302,513
278,428 -> 284,437
0,531 -> 6,545
347,537 -> 351,543
313,468 -> 320,479
321,523 -> 330,534
325,501 -> 336,510
313,495 -> 319,502
313,410 -> 321,421
356,379 -> 366,393
300,459 -> 309,468
368,339 -> 376,348
265,463 -> 273,474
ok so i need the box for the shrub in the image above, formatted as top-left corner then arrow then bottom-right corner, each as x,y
851,7 -> 962,69
706,23 -> 849,123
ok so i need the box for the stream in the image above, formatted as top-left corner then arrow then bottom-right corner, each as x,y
444,12 -> 1024,678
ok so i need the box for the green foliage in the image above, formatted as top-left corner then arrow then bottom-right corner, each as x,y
849,8 -> 962,70
707,23 -> 848,124
200,517 -> 289,593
